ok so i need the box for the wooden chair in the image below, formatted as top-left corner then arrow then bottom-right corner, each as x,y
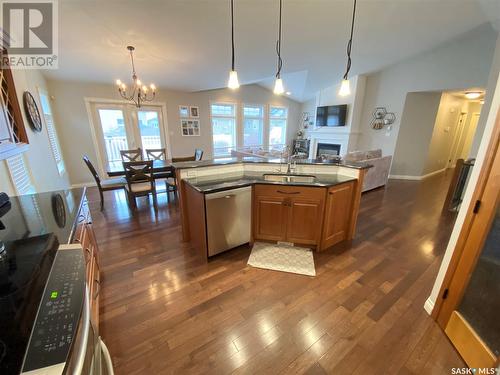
123,160 -> 157,209
146,148 -> 176,198
83,156 -> 126,210
171,149 -> 204,163
120,148 -> 143,162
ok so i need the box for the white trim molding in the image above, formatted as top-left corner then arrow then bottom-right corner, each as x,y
424,297 -> 435,315
389,167 -> 448,181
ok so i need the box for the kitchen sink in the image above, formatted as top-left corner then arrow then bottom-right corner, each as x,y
263,174 -> 316,183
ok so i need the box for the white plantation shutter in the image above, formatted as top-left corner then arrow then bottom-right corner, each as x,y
39,90 -> 65,174
6,154 -> 36,195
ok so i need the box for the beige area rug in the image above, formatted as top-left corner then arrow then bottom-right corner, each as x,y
247,242 -> 316,276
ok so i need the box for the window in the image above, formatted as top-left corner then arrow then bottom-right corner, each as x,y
211,103 -> 236,157
243,104 -> 264,147
39,90 -> 65,174
269,106 -> 288,147
6,154 -> 36,195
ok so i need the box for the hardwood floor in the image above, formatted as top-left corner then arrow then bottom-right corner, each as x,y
87,173 -> 466,374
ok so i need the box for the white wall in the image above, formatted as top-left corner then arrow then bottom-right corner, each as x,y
0,70 -> 70,195
426,32 -> 500,315
390,92 -> 442,177
357,24 -> 497,162
422,93 -> 469,175
46,81 -> 301,186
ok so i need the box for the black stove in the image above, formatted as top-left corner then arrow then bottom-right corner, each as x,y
0,189 -> 85,374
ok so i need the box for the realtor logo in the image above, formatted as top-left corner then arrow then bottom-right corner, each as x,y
0,0 -> 58,69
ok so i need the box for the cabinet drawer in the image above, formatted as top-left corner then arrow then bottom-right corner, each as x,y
254,184 -> 325,200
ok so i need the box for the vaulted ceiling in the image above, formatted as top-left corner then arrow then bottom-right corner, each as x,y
43,0 -> 499,101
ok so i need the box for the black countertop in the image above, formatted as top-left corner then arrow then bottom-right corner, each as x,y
172,156 -> 371,170
184,171 -> 357,193
0,188 -> 86,246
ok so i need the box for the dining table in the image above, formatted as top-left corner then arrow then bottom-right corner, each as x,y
106,159 -> 174,177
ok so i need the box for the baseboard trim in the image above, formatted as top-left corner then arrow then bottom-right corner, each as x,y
424,297 -> 435,315
420,167 -> 447,179
71,182 -> 96,188
389,174 -> 422,180
389,168 -> 447,181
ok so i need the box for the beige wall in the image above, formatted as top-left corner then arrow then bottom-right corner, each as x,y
391,92 -> 442,177
46,81 -> 301,186
423,93 -> 469,175
357,24 -> 497,162
0,69 -> 70,195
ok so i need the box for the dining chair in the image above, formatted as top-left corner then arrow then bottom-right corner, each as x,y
146,148 -> 177,199
171,149 -> 204,163
83,155 -> 126,210
123,160 -> 157,209
120,148 -> 143,162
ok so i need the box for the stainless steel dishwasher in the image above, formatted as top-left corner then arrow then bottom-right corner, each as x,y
205,186 -> 251,256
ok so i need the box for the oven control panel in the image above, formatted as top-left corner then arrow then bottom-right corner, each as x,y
22,248 -> 85,373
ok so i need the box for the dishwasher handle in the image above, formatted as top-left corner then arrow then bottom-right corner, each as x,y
205,186 -> 251,200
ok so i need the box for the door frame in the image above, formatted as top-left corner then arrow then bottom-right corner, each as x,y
433,109 -> 500,326
84,97 -> 170,179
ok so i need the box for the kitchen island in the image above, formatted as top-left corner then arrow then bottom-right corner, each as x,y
174,157 -> 371,261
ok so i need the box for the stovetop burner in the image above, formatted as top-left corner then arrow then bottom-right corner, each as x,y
0,234 -> 58,373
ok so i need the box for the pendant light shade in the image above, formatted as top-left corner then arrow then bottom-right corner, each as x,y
228,70 -> 240,89
273,78 -> 284,95
227,0 -> 240,89
339,79 -> 351,97
274,0 -> 285,95
339,0 -> 357,97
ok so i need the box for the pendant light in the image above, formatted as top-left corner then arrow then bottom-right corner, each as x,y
339,0 -> 357,97
227,0 -> 240,89
273,0 -> 285,95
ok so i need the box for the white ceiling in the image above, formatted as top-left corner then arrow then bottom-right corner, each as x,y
44,0 -> 499,102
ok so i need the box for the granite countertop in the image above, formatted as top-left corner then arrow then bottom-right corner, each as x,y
183,171 -> 357,193
0,187 -> 85,245
172,156 -> 371,170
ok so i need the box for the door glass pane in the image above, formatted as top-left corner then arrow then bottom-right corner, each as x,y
137,110 -> 162,157
243,105 -> 263,147
458,201 -> 500,356
98,109 -> 128,162
212,117 -> 235,156
269,119 -> 286,146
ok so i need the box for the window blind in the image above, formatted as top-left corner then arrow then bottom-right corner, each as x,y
6,154 -> 36,195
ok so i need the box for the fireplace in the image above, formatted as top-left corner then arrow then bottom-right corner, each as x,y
316,143 -> 341,158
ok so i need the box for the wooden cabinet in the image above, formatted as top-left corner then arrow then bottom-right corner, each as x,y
321,182 -> 354,249
254,195 -> 288,241
287,198 -> 323,244
72,194 -> 100,329
253,185 -> 325,246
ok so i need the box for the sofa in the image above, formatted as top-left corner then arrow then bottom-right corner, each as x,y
344,149 -> 392,192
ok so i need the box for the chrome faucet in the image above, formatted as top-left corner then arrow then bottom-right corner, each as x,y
281,145 -> 293,174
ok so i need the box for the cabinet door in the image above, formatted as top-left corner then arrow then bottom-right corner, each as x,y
321,182 -> 354,249
287,198 -> 323,244
254,196 -> 288,241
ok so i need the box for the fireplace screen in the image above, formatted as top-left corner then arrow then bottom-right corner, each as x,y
316,143 -> 341,158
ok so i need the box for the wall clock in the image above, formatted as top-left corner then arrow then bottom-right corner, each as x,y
23,91 -> 43,132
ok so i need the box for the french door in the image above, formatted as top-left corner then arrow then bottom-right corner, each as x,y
91,103 -> 167,173
436,110 -> 500,369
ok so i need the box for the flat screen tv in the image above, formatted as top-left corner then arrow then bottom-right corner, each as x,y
316,105 -> 347,127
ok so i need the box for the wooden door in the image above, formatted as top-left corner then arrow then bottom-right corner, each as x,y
287,198 -> 323,244
254,195 -> 288,241
436,110 -> 500,369
321,182 -> 354,249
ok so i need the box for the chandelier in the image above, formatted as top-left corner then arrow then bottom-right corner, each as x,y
115,46 -> 156,107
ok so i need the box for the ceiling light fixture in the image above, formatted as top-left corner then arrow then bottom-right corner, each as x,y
116,46 -> 156,108
339,0 -> 357,97
465,91 -> 481,100
273,0 -> 285,95
227,0 -> 240,89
